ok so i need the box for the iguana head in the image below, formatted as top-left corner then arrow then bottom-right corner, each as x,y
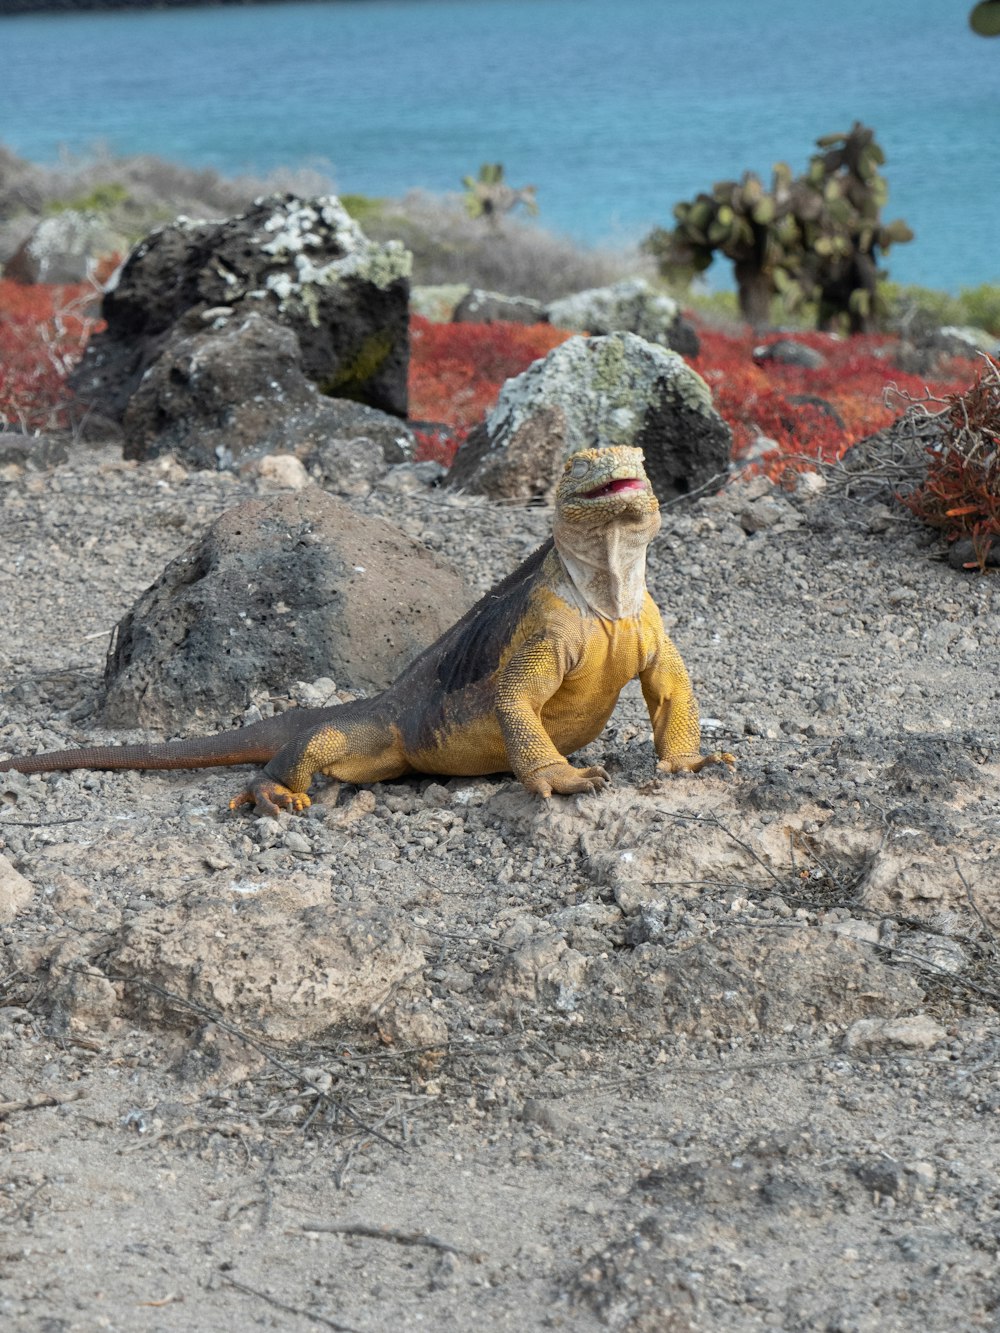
552,447 -> 661,619
554,446 -> 660,529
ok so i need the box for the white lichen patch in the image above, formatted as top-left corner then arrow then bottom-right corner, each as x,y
252,195 -> 411,302
265,271 -> 296,302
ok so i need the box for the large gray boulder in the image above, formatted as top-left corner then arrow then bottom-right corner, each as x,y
446,331 -> 732,505
121,311 -> 414,469
546,278 -> 699,356
100,487 -> 469,727
71,194 -> 412,424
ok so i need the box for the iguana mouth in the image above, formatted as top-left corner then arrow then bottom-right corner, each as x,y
581,477 -> 646,499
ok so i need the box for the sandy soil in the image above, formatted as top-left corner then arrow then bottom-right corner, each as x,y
2,438 -> 1000,1332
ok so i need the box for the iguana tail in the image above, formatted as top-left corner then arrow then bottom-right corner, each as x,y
0,706 -> 340,775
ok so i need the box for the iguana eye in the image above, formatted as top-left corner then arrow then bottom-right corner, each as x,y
570,458 -> 590,477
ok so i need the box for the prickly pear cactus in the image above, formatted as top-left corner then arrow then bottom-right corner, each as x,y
644,123 -> 912,332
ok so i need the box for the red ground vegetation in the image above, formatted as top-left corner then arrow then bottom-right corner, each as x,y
407,314 -> 977,480
408,315 -> 574,427
0,279 -> 104,432
690,325 -> 974,483
0,287 -> 981,494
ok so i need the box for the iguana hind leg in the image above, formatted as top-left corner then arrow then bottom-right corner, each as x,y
229,718 -> 408,816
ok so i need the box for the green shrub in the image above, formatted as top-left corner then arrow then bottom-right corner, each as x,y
339,193 -> 386,228
960,284 -> 1000,335
44,182 -> 130,216
676,288 -> 743,323
880,282 -> 1000,337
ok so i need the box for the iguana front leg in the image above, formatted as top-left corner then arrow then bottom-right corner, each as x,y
639,606 -> 735,775
495,636 -> 609,797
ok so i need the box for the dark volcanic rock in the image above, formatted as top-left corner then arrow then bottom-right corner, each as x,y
889,324 -> 992,377
447,331 -> 731,505
947,538 -> 1000,570
120,312 -> 414,469
99,487 -> 469,727
785,393 -> 845,429
753,338 -> 827,369
448,406 -> 569,505
70,194 -> 412,424
305,397 -> 416,466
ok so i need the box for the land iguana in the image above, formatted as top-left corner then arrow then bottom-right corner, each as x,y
0,445 -> 734,814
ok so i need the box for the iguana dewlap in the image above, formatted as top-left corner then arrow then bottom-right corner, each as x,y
1,446 -> 734,814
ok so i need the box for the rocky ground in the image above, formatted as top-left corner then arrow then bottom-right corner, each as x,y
1,434 -> 1000,1332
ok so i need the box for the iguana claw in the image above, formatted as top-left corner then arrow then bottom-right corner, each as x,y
522,762 -> 610,798
229,778 -> 312,817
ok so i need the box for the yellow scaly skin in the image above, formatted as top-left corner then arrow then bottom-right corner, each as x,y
0,446 -> 734,814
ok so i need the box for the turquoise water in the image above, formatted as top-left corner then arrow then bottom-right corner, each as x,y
1,0 -> 997,291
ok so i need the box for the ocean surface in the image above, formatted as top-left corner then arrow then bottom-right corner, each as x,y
1,0 -> 997,292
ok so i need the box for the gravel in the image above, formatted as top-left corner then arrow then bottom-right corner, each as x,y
1,438 -> 999,1331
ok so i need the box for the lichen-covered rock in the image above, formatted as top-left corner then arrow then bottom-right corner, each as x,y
409,283 -> 470,322
453,288 -> 547,325
71,194 -> 412,423
546,278 -> 699,356
446,331 -> 731,504
121,311 -> 414,469
4,209 -> 126,284
99,486 -> 469,727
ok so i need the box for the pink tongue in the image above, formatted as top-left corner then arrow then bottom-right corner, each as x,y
588,477 -> 642,497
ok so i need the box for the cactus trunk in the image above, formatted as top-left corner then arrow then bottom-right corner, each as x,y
734,263 -> 773,328
817,251 -> 878,333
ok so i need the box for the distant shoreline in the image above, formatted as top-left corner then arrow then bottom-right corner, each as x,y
0,0 -> 315,14
3,0 -> 994,291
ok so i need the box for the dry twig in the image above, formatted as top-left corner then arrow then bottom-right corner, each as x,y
295,1219 -> 481,1260
0,1088 -> 84,1118
218,1272 -> 362,1333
